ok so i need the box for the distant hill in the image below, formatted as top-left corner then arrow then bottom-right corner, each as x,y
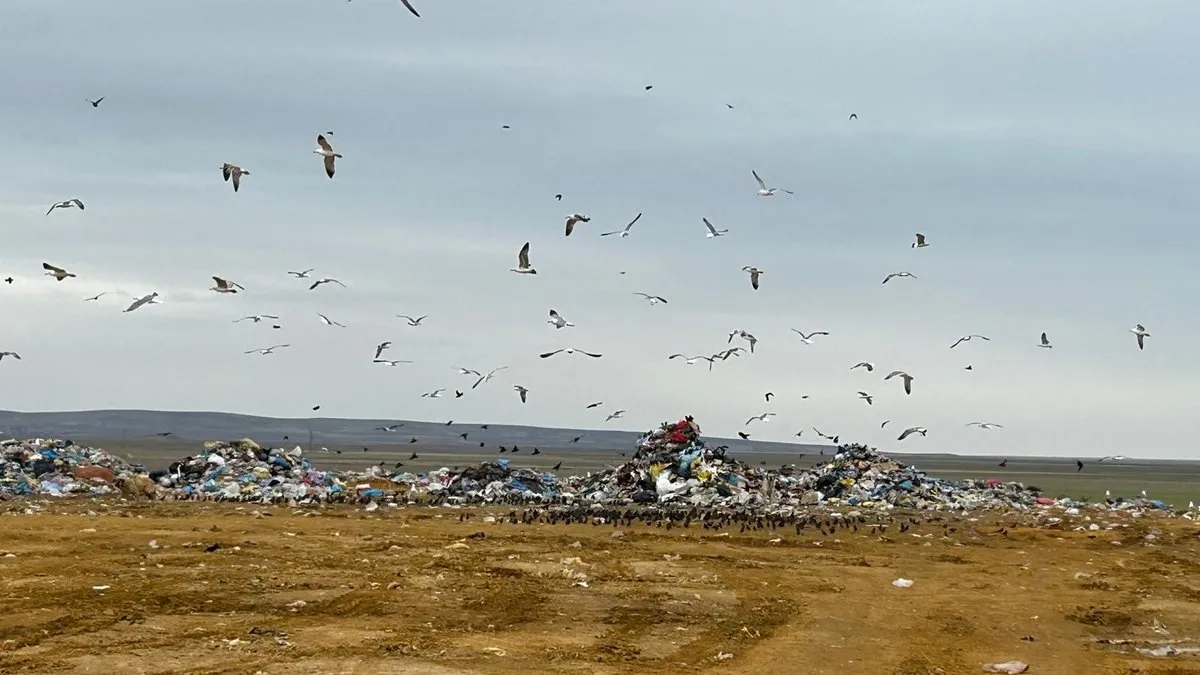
0,409 -> 828,454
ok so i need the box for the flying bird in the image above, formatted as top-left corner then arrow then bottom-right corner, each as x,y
220,163 -> 249,192
46,199 -> 85,216
457,367 -> 483,378
911,233 -> 929,248
511,242 -> 537,274
1076,460 -> 1084,471
635,292 -> 668,305
547,309 -> 574,329
373,359 -> 412,367
737,432 -> 751,440
702,217 -> 728,238
472,366 -> 509,389
850,361 -> 875,372
882,272 -> 916,284
848,113 -> 857,121
949,334 -> 991,349
235,315 -> 280,323
728,330 -> 757,353
316,313 -> 346,328
42,263 -> 76,281
398,314 -> 427,326
1038,332 -> 1053,349
564,213 -> 591,237
884,370 -> 914,395
812,428 -> 839,443
1129,324 -> 1150,350
288,269 -> 315,279
791,330 -> 829,344
309,278 -> 346,291
540,348 -> 602,359
742,266 -> 763,290
377,424 -> 403,432
764,392 -> 774,402
245,344 -> 290,355
210,276 -> 244,293
1098,455 -> 1126,462
586,402 -> 603,409
84,291 -> 125,302
745,413 -> 776,425
375,341 -> 392,359
600,212 -> 642,238
0,352 -> 22,361
965,422 -> 1004,430
751,170 -> 793,197
421,389 -> 446,398
897,426 -> 928,441
123,292 -> 160,313
513,385 -> 528,403
857,391 -> 874,405
605,410 -> 626,422
86,97 -> 104,108
313,134 -> 342,178
399,0 -> 420,17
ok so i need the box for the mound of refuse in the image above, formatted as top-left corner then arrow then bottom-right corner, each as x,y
0,438 -> 138,497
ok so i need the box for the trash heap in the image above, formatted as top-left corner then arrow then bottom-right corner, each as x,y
0,438 -> 138,497
392,459 -> 563,503
150,439 -> 351,503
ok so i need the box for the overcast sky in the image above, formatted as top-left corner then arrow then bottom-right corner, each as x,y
0,0 -> 1197,458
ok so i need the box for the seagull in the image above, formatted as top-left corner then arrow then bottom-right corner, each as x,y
287,269 -> 315,279
635,292 -> 668,305
600,212 -> 642,237
998,459 -> 1007,467
745,413 -> 776,425
1098,455 -> 1126,462
245,344 -> 290,355
884,370 -> 914,395
737,432 -> 751,440
220,163 -> 249,192
897,426 -> 928,441
812,428 -> 839,443
0,352 -> 21,361
1038,332 -> 1053,349
123,292 -> 160,313
457,367 -> 483,378
374,359 -> 412,367
511,242 -> 537,274
547,309 -> 574,329
309,278 -> 346,291
42,263 -> 76,281
605,410 -> 626,422
702,217 -> 728,238
791,330 -> 829,344
564,214 -> 591,237
728,330 -> 757,353
540,348 -> 602,359
850,361 -> 875,372
882,272 -> 916,284
421,389 -> 446,398
45,199 -> 85,216
472,366 -> 509,389
374,341 -> 392,359
751,170 -> 793,197
881,421 -> 890,429
1129,324 -> 1150,350
949,334 -> 991,349
398,314 -> 427,326
235,315 -> 280,323
86,97 -> 104,108
714,347 -> 744,360
965,422 -> 1004,430
764,392 -> 774,402
848,113 -> 857,121
377,424 -> 404,432
313,134 -> 342,178
513,385 -> 528,403
210,276 -> 244,293
316,313 -> 346,328
1076,460 -> 1084,471
392,0 -> 421,18
84,291 -> 125,302
586,402 -> 603,409
911,233 -> 929,248
742,266 -> 763,290
857,391 -> 874,405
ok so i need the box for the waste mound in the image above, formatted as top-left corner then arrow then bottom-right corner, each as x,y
0,438 -> 138,497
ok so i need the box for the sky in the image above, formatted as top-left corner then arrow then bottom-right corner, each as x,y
0,0 -> 1198,458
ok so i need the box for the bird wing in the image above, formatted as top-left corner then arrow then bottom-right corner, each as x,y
624,212 -> 642,231
949,337 -> 966,349
72,199 -> 84,209
45,203 -> 57,215
399,0 -> 421,16
915,233 -> 925,245
752,170 -> 767,190
539,349 -> 562,359
903,377 -> 912,395
565,218 -> 576,236
222,164 -> 232,182
323,154 -> 336,178
231,169 -> 241,191
212,276 -> 227,289
885,370 -> 902,380
580,351 -> 602,358
308,280 -> 322,290
1040,332 -> 1049,344
43,263 -> 64,274
703,218 -> 718,234
317,134 -> 333,152
882,274 -> 894,284
518,242 -> 531,268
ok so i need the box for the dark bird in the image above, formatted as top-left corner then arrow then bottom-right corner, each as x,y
312,405 -> 321,411
154,432 -> 174,437
398,0 -> 420,17
998,459 -> 1007,468
501,125 -> 511,129
481,424 -> 489,430
586,402 -> 603,409
459,432 -> 468,440
499,446 -> 508,453
570,435 -> 583,443
204,543 -> 221,553
531,448 -> 541,455
362,446 -> 370,453
445,420 -> 453,426
409,452 -> 418,460
554,194 -> 562,201
455,390 -> 464,398
4,278 -> 11,284
644,85 -> 653,91
1076,460 -> 1084,472
764,392 -> 774,402
409,437 -> 418,444
87,97 -> 105,108
848,113 -> 857,121
737,432 -> 750,440
726,103 -> 735,109
479,442 -> 485,447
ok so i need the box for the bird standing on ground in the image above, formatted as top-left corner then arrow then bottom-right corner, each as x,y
46,199 -> 85,216
751,170 -> 793,196
220,163 -> 249,192
564,214 -> 590,236
313,134 -> 342,178
600,212 -> 642,237
742,266 -> 763,290
702,217 -> 728,238
511,242 -> 537,274
884,370 -> 915,395
1129,324 -> 1150,350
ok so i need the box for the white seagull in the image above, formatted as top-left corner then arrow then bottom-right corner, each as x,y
309,278 -> 347,291
43,263 -> 77,281
702,217 -> 728,238
313,134 -> 342,178
965,422 -> 1004,430
235,315 -> 280,323
635,292 -> 668,305
1038,332 -> 1053,349
316,313 -> 346,328
45,199 -> 85,216
911,233 -> 929,248
850,361 -> 875,372
791,330 -> 830,344
751,170 -> 793,197
540,348 -> 602,359
511,242 -> 537,274
668,354 -> 710,366
742,266 -> 763,290
897,426 -> 928,441
857,391 -> 874,405
84,291 -> 127,302
600,212 -> 642,237
472,366 -> 509,389
123,292 -> 160,313
1098,455 -> 1126,462
220,163 -> 249,192
884,370 -> 915,395
245,344 -> 290,355
0,352 -> 22,361
728,330 -> 757,353
949,334 -> 991,349
605,410 -> 626,422
882,272 -> 917,284
513,385 -> 529,403
564,213 -> 591,237
547,309 -> 574,329
421,389 -> 446,398
288,269 -> 315,279
398,314 -> 427,326
456,367 -> 483,378
210,276 -> 244,294
745,412 -> 776,425
374,359 -> 413,367
1129,324 -> 1150,350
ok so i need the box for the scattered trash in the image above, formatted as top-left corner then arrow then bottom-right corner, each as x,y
982,662 -> 1028,674
91,585 -> 110,591
892,578 -> 914,588
482,647 -> 507,656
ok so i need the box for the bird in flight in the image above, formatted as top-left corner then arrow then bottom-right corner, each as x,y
288,269 -> 315,279
84,291 -> 126,302
850,361 -> 875,372
848,113 -> 857,121
600,212 -> 642,238
316,313 -> 346,328
540,348 -> 602,359
791,330 -> 829,344
884,370 -> 914,395
751,170 -> 793,197
911,233 -> 929,248
377,424 -> 403,432
882,272 -> 916,284
742,266 -> 764,290
472,366 -> 509,389
245,344 -> 290,355
1098,455 -> 1126,462
398,314 -> 427,326
123,292 -> 160,313
1038,332 -> 1053,349
220,163 -> 249,192
702,217 -> 728,238
513,385 -> 529,403
313,134 -> 342,178
1129,324 -> 1150,350
421,389 -> 446,398
635,292 -> 668,305
210,276 -> 244,294
737,432 -> 751,440
42,263 -> 76,281
965,422 -> 1003,430
764,392 -> 774,402
46,199 -> 85,216
949,334 -> 990,349
86,97 -> 105,108
564,213 -> 591,237
605,410 -> 626,422
511,242 -> 537,274
857,391 -> 874,405
375,341 -> 392,359
897,426 -> 928,441
0,352 -> 22,361
1076,460 -> 1084,471
745,412 -> 776,425
547,309 -> 574,329
235,315 -> 280,323
309,278 -> 346,291
374,359 -> 412,367
812,428 -> 839,443
585,402 -> 603,409
728,330 -> 757,353
457,367 -> 482,378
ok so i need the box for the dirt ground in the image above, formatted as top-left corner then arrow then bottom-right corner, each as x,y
1,502 -> 1198,674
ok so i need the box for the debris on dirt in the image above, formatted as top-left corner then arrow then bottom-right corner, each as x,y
982,661 -> 1029,673
893,578 -> 915,588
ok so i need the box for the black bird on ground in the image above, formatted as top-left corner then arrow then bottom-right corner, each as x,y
409,452 -> 418,460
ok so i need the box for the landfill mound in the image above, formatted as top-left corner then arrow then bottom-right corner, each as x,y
0,418 -> 1176,514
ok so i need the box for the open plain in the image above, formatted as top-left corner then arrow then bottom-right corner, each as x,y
1,501 -> 1199,674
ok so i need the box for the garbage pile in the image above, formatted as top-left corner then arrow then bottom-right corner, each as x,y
0,438 -> 138,497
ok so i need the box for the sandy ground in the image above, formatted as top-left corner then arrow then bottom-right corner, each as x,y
1,502 -> 1199,674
